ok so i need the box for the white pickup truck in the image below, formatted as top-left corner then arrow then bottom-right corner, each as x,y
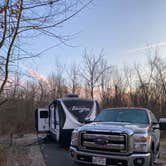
70,107 -> 166,166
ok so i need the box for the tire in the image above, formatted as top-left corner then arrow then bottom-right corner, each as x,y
58,129 -> 71,147
59,129 -> 65,144
149,149 -> 155,166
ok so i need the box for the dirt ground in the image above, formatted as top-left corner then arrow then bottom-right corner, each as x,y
0,134 -> 45,166
0,133 -> 166,166
158,138 -> 166,165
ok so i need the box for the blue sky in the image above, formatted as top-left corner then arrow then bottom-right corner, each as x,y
21,0 -> 166,76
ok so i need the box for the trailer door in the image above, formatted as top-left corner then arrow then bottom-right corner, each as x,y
36,108 -> 49,132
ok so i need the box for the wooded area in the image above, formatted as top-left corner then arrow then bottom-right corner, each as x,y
0,0 -> 93,134
0,0 -> 166,134
0,50 -> 166,134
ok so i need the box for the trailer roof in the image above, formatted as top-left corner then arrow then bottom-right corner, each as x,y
49,97 -> 96,106
59,97 -> 96,102
103,107 -> 150,112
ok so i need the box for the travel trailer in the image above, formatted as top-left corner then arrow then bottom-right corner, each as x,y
35,94 -> 100,144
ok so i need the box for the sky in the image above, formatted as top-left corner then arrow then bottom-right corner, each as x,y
20,0 -> 166,77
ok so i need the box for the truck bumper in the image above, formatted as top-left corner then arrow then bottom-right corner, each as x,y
70,146 -> 151,166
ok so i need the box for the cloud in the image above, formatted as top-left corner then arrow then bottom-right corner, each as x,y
23,65 -> 49,84
126,42 -> 166,54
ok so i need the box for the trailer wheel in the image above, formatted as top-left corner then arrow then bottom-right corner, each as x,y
58,130 -> 71,146
59,129 -> 65,144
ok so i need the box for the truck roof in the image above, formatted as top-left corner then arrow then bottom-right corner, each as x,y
103,107 -> 150,112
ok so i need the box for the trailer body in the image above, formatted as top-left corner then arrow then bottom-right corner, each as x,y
35,96 -> 99,144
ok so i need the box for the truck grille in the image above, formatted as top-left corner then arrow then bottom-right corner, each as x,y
79,131 -> 128,154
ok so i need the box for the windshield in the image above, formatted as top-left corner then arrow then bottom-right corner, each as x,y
63,99 -> 94,123
95,108 -> 149,124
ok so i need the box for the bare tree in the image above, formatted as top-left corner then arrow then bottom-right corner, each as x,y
111,69 -> 126,106
81,50 -> 111,99
98,59 -> 113,107
48,72 -> 67,99
67,63 -> 81,95
150,55 -> 166,115
0,0 -> 93,98
48,60 -> 68,99
153,57 -> 166,95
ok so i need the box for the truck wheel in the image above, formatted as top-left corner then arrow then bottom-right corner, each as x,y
149,149 -> 154,166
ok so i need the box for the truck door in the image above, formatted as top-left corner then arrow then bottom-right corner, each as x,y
36,108 -> 49,132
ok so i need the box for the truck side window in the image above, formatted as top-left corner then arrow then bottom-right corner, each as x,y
40,111 -> 48,118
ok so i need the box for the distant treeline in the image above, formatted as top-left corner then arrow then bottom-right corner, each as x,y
0,51 -> 166,134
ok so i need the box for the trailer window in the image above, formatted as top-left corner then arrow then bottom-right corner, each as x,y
40,111 -> 48,118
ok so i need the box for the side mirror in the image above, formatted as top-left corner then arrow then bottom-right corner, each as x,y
159,118 -> 166,130
152,122 -> 160,130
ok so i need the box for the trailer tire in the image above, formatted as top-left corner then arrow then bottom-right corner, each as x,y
59,129 -> 65,144
59,130 -> 71,146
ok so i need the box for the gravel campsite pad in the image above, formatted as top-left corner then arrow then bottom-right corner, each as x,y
158,139 -> 166,165
0,134 -> 166,166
